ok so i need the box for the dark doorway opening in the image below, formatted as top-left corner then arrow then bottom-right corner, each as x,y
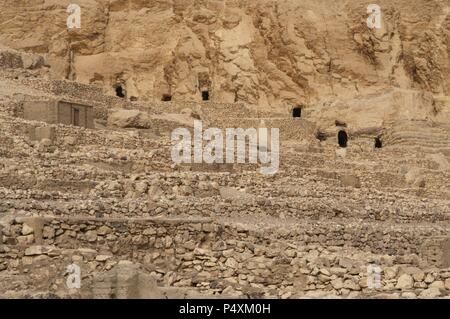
292,107 -> 302,118
72,108 -> 80,126
375,137 -> 383,148
162,94 -> 172,102
338,130 -> 348,148
115,85 -> 125,98
202,91 -> 210,101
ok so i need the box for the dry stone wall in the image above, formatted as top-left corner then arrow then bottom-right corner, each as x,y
2,216 -> 450,298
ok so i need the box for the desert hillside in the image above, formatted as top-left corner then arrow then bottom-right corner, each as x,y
0,0 -> 449,110
0,0 -> 450,300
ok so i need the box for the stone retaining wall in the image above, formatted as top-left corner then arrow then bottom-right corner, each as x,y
2,216 -> 450,298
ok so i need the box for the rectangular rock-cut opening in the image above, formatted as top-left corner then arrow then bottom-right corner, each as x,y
202,91 -> 209,101
72,108 -> 80,126
115,85 -> 125,98
292,107 -> 302,118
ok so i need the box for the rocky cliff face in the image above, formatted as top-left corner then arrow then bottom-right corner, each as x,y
0,0 -> 449,111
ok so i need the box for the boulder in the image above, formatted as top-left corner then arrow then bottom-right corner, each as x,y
396,274 -> 414,290
108,109 -> 151,129
419,287 -> 443,299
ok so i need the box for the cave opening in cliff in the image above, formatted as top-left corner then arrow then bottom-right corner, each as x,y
292,107 -> 302,118
115,85 -> 125,98
338,130 -> 348,148
162,94 -> 172,102
375,137 -> 383,148
202,91 -> 210,101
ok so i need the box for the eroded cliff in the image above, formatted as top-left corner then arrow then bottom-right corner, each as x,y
0,0 -> 448,111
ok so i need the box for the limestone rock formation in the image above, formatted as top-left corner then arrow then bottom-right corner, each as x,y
0,0 -> 448,112
108,109 -> 151,128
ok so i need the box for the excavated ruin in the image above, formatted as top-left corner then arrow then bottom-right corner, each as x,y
0,0 -> 449,299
